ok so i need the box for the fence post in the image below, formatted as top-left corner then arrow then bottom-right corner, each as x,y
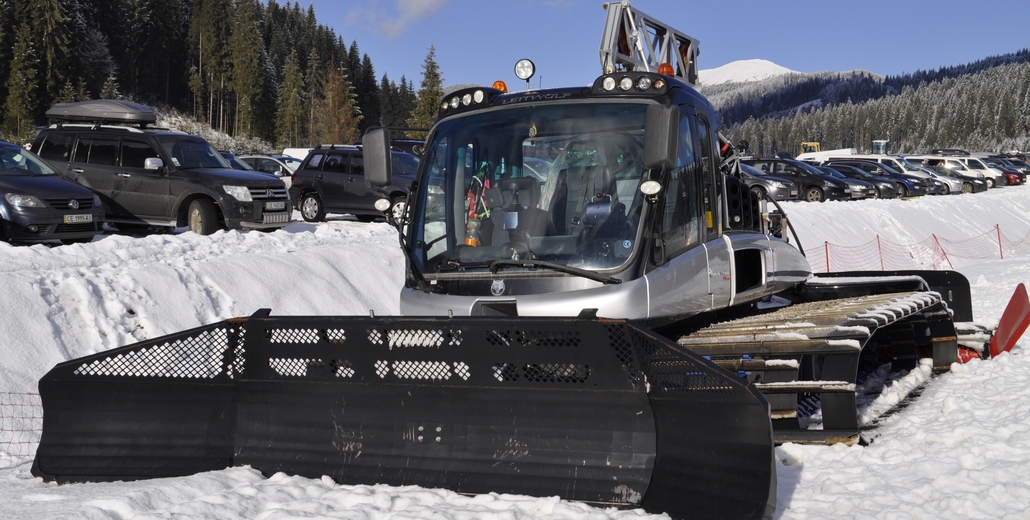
877,235 -> 884,271
997,224 -> 1004,260
825,241 -> 830,273
933,234 -> 954,270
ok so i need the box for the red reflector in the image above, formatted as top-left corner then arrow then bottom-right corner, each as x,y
957,347 -> 981,364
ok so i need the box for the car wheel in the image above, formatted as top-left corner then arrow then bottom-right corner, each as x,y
749,186 -> 766,201
962,182 -> 973,194
387,196 -> 407,226
898,184 -> 910,197
986,178 -> 995,188
941,184 -> 950,195
803,187 -> 824,202
300,193 -> 325,222
187,198 -> 219,235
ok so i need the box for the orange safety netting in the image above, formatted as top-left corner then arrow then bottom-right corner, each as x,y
804,225 -> 1030,273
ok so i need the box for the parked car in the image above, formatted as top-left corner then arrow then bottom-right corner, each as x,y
815,166 -> 876,199
742,158 -> 850,202
290,145 -> 418,224
219,151 -> 254,171
738,163 -> 798,201
825,159 -> 928,197
817,164 -> 897,198
34,100 -> 291,235
922,165 -> 988,193
0,139 -> 105,244
985,161 -> 1027,186
239,154 -> 300,189
910,154 -> 1005,188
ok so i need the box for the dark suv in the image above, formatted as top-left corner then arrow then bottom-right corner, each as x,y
743,158 -> 851,202
290,145 -> 417,224
32,100 -> 292,235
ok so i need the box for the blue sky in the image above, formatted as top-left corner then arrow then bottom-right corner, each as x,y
304,0 -> 1030,89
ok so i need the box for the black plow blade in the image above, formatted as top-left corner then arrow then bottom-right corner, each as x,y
33,311 -> 775,520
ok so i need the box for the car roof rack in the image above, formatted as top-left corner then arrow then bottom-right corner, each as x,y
313,144 -> 359,150
930,148 -> 970,156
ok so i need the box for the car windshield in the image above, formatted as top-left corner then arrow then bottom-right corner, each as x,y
0,144 -> 56,176
278,156 -> 302,171
740,164 -> 767,177
157,136 -> 231,169
411,102 -> 649,275
893,157 -> 921,171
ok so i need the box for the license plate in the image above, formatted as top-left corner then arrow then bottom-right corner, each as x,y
63,214 -> 92,223
264,201 -> 286,211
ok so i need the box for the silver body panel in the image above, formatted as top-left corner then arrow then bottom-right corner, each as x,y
400,233 -> 811,320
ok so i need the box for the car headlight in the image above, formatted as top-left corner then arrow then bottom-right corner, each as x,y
222,185 -> 253,201
93,194 -> 102,206
4,193 -> 44,208
774,182 -> 789,189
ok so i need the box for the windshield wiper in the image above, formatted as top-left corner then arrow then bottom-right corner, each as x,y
489,259 -> 621,285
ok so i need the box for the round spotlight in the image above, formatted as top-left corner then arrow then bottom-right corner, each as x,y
374,198 -> 391,211
514,59 -> 535,81
450,96 -> 460,109
618,76 -> 633,91
462,93 -> 472,106
654,78 -> 666,89
637,76 -> 653,90
639,180 -> 662,195
473,90 -> 485,103
440,101 -> 449,110
602,76 -> 617,91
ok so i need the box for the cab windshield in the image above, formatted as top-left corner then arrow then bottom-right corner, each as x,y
411,102 -> 649,275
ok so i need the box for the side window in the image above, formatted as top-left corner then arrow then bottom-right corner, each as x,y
661,113 -> 701,259
87,139 -> 118,165
256,159 -> 277,173
38,133 -> 74,162
322,154 -> 347,173
72,138 -> 118,165
121,139 -> 157,168
351,155 -> 364,176
697,117 -> 719,237
306,153 -> 324,169
72,138 -> 91,163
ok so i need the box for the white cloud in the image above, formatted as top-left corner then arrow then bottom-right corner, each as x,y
347,0 -> 448,39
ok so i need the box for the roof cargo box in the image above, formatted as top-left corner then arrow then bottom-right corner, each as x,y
46,99 -> 157,125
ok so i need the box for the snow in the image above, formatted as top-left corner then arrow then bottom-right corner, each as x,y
698,59 -> 798,86
2,184 -> 1030,518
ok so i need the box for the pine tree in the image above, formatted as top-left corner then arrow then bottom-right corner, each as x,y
406,46 -> 443,138
311,60 -> 360,146
100,70 -> 121,99
230,0 -> 265,136
356,53 -> 380,132
30,0 -> 73,105
3,25 -> 39,141
275,50 -> 306,147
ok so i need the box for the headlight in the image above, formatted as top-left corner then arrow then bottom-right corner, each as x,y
774,182 -> 788,188
93,194 -> 102,206
4,193 -> 44,207
222,185 -> 252,201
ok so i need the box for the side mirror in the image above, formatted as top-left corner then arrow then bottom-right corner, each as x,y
644,104 -> 680,171
364,128 -> 392,188
144,157 -> 164,170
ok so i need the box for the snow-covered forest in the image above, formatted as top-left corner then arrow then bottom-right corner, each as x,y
0,0 -> 434,149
